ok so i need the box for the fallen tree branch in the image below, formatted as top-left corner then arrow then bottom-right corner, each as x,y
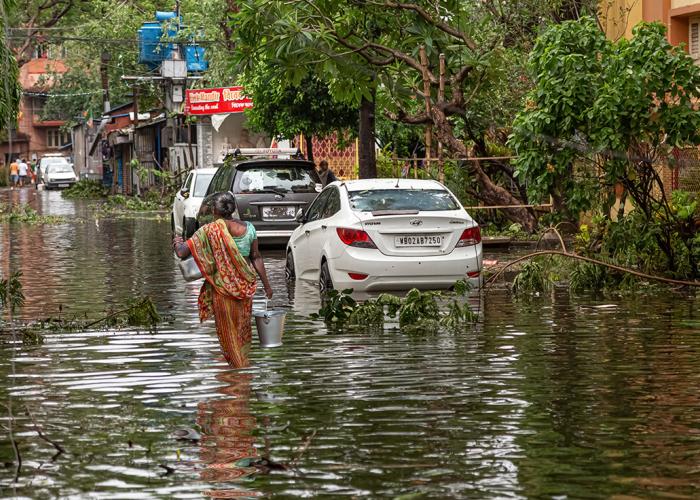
486,250 -> 700,289
0,402 -> 22,480
26,405 -> 65,460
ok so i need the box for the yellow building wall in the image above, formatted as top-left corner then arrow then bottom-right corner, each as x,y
672,0 -> 700,8
600,0 -> 644,39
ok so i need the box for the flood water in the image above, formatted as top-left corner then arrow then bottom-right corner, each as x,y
1,189 -> 700,499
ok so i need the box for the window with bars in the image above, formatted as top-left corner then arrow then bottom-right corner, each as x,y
690,19 -> 700,60
46,129 -> 70,148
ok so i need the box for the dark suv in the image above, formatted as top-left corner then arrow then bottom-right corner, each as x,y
201,157 -> 322,243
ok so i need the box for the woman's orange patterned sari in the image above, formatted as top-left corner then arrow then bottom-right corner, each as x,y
187,219 -> 258,367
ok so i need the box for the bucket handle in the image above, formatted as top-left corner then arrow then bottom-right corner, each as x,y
263,298 -> 270,324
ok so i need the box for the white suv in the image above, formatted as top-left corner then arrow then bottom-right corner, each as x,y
40,155 -> 77,189
172,167 -> 217,237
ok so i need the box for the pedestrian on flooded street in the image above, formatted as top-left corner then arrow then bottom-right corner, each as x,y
9,160 -> 19,189
317,159 -> 337,186
18,158 -> 29,187
173,192 -> 273,368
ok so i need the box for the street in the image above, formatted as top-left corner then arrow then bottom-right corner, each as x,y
1,189 -> 700,498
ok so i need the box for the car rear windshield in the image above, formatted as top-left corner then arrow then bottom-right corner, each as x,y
193,174 -> 213,197
47,164 -> 74,174
41,158 -> 69,167
236,166 -> 318,194
348,189 -> 460,212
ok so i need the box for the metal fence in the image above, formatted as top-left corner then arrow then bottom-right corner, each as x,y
673,148 -> 700,193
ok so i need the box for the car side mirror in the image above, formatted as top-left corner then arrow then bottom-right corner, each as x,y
295,208 -> 305,223
180,189 -> 189,199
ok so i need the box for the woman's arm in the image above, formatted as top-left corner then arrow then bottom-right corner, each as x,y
173,236 -> 191,258
249,239 -> 273,299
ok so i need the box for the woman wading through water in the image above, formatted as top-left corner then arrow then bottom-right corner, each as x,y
173,192 -> 273,368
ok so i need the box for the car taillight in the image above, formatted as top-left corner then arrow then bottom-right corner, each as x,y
457,226 -> 481,247
336,228 -> 377,248
348,272 -> 368,280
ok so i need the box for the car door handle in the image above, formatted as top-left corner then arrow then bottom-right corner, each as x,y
321,225 -> 327,230
305,230 -> 310,236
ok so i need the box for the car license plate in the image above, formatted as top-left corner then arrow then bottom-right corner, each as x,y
395,235 -> 443,247
58,183 -> 69,188
262,206 -> 295,219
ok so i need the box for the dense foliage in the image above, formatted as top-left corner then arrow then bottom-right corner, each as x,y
241,64 -> 357,161
228,0 -> 599,229
0,0 -> 21,130
511,18 -> 700,277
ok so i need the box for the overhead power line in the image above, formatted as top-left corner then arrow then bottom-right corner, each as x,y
6,34 -> 220,46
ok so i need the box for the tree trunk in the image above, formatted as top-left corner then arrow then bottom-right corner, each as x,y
305,134 -> 314,162
430,108 -> 538,232
358,94 -> 376,179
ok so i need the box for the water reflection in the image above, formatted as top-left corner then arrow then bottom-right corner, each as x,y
198,371 -> 261,498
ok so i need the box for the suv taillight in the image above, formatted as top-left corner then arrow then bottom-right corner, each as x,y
336,228 -> 377,248
456,226 -> 481,247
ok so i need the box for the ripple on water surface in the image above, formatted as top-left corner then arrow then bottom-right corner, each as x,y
1,193 -> 700,498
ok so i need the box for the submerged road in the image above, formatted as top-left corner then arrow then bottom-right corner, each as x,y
1,188 -> 700,498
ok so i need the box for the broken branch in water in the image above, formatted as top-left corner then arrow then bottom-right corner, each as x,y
25,405 -> 65,460
486,250 -> 700,289
291,429 -> 317,467
82,296 -> 161,330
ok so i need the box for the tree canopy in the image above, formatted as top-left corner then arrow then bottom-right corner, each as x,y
228,0 -> 599,229
0,0 -> 21,131
240,63 -> 358,161
510,17 -> 700,275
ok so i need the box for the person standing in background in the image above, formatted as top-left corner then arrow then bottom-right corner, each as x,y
29,159 -> 37,184
18,158 -> 28,187
9,159 -> 19,189
317,159 -> 337,186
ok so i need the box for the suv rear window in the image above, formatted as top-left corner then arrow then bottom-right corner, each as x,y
348,189 -> 460,212
234,166 -> 319,194
193,173 -> 213,197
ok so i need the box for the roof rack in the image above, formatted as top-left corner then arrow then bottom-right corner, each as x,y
225,147 -> 305,159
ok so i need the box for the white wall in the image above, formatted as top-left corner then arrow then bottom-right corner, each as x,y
195,113 -> 270,168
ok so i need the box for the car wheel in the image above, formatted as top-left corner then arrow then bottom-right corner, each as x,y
183,217 -> 198,238
319,260 -> 334,292
285,251 -> 295,280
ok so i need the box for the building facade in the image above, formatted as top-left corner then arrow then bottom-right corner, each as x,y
0,56 -> 69,165
601,0 -> 700,55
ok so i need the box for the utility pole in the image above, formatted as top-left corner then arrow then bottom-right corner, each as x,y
100,51 -> 111,113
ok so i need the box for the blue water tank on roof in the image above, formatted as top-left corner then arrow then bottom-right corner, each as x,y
155,11 -> 178,21
138,11 -> 208,73
185,45 -> 208,73
138,21 -> 163,69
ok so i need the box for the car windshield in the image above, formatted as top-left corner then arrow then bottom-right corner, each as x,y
193,173 -> 213,197
47,164 -> 74,174
237,167 -> 317,194
41,157 -> 68,166
348,189 -> 460,212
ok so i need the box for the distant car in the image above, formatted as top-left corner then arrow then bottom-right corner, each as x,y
201,156 -> 322,243
43,162 -> 77,189
172,167 -> 217,237
38,154 -> 73,186
285,179 -> 483,292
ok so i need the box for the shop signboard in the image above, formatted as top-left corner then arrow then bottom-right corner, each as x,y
184,86 -> 253,115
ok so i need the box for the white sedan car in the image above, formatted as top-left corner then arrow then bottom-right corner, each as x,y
285,179 -> 483,292
172,167 -> 217,237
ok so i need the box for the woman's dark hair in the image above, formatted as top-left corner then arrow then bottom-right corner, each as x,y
208,191 -> 237,218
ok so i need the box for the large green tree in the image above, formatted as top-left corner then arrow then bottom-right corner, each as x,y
241,63 -> 357,161
0,0 -> 21,130
510,18 -> 700,275
228,0 -> 599,230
